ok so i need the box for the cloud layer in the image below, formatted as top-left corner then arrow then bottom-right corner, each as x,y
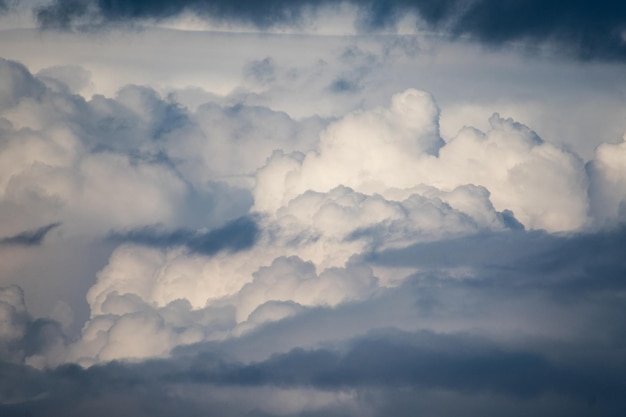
1,7 -> 626,414
33,0 -> 626,60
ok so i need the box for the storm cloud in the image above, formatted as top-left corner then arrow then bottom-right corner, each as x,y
1,2 -> 626,415
33,0 -> 626,60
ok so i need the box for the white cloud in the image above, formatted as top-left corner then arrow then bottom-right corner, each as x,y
588,135 -> 626,226
255,89 -> 589,232
1,10 -> 626,415
21,73 -> 616,364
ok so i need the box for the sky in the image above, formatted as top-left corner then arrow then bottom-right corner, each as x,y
1,1 -> 626,416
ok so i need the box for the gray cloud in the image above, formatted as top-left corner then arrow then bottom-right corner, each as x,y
0,223 -> 61,247
167,225 -> 626,368
107,215 -> 260,256
368,227 -> 626,294
2,224 -> 626,415
0,328 -> 624,416
328,76 -> 362,94
2,29 -> 626,416
244,57 -> 277,85
33,0 -> 626,60
191,330 -> 623,400
0,286 -> 66,366
35,0 -> 321,29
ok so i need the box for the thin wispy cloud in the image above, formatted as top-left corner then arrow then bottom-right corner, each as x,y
0,223 -> 61,247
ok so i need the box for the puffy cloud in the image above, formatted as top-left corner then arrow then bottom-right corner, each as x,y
71,167 -> 536,364
272,184 -> 513,260
2,42 -> 626,417
234,256 -> 378,322
253,89 -> 443,212
0,57 -> 262,238
432,114 -> 590,231
51,77 -> 622,369
165,100 -> 323,185
70,244 -> 374,362
3,224 -> 626,415
255,89 -> 589,232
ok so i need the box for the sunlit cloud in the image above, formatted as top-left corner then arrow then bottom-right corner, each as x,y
1,2 -> 626,416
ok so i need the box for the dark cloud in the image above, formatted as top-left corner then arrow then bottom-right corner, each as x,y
0,223 -> 61,247
328,77 -> 361,93
36,0 -> 89,29
368,227 -> 626,282
452,0 -> 626,60
1,328 -> 624,416
35,0 -> 323,29
192,330 -> 623,399
2,227 -> 626,415
108,215 -> 260,255
34,0 -> 626,60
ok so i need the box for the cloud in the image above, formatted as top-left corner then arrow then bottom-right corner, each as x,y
2,44 -> 626,417
167,224 -> 626,366
243,57 -> 277,85
587,135 -> 626,226
233,256 -> 378,323
108,215 -> 260,256
0,58 -> 45,111
3,223 -> 626,415
449,0 -> 626,60
0,57 -> 259,238
69,221 -> 626,367
2,328 -> 625,416
36,65 -> 92,95
0,223 -> 60,247
188,329 -> 623,400
35,0 -> 323,29
17,70 -> 615,374
369,227 -> 626,300
0,286 -> 66,367
254,89 -> 589,232
33,0 -> 626,60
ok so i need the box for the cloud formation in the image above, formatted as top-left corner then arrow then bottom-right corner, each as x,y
34,0 -> 626,60
3,223 -> 626,416
254,89 -> 589,232
1,11 -> 626,413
